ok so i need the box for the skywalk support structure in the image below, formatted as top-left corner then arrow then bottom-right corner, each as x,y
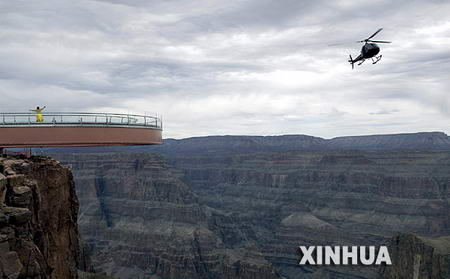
0,112 -> 162,150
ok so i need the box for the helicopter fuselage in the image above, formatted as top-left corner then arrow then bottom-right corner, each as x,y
361,43 -> 380,58
353,43 -> 380,62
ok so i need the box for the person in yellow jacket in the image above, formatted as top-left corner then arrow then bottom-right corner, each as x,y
30,106 -> 46,122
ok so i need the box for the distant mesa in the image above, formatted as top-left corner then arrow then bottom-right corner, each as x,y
153,132 -> 450,154
328,132 -> 450,150
0,112 -> 162,148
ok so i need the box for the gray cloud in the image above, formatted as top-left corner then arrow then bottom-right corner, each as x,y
0,0 -> 449,138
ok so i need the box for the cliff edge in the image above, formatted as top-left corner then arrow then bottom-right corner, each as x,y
379,233 -> 450,279
0,155 -> 80,279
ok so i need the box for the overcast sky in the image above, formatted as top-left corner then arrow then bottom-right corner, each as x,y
1,0 -> 449,138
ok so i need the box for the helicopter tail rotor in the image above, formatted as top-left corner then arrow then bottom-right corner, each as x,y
348,54 -> 354,70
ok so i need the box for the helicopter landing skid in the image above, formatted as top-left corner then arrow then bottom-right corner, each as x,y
372,55 -> 382,64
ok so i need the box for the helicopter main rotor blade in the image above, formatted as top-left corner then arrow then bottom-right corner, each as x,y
328,43 -> 345,46
328,42 -> 354,46
366,28 -> 383,40
367,40 -> 391,43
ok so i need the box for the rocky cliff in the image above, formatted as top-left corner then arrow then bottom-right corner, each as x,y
51,149 -> 450,279
55,153 -> 279,279
379,233 -> 450,279
0,155 -> 80,279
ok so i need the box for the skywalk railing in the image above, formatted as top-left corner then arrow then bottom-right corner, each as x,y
0,112 -> 162,129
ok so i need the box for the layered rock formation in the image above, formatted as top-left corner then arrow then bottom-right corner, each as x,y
379,233 -> 450,279
0,155 -> 80,279
56,153 -> 279,279
51,148 -> 450,279
163,150 -> 450,278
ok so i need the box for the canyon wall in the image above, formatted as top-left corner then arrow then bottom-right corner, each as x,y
57,153 -> 279,279
380,233 -> 450,279
0,155 -> 80,279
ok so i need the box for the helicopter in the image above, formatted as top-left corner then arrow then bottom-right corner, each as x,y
348,28 -> 391,69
